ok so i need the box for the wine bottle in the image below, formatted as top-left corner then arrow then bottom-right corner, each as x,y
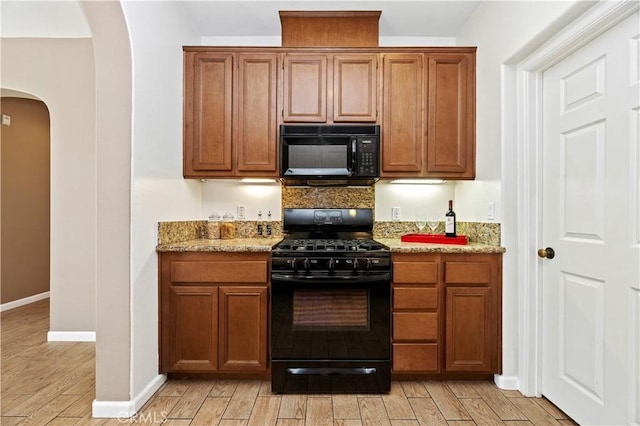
445,200 -> 456,237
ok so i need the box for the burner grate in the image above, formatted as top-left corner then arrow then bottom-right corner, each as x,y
275,238 -> 387,252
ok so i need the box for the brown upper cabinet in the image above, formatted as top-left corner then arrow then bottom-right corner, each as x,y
426,53 -> 475,178
283,53 -> 378,123
280,11 -> 381,48
282,54 -> 327,122
334,54 -> 379,122
183,50 -> 279,178
381,54 -> 424,174
381,50 -> 476,179
183,47 -> 475,180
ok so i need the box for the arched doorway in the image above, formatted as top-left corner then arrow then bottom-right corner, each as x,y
1,95 -> 50,309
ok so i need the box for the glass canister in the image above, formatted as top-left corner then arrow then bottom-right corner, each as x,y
220,212 -> 236,239
206,212 -> 221,239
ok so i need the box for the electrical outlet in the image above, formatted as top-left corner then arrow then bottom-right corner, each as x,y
487,202 -> 495,221
392,206 -> 401,221
237,204 -> 246,220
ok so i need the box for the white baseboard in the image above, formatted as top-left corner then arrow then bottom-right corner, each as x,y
92,400 -> 135,420
0,291 -> 50,312
47,331 -> 96,342
494,374 -> 520,390
92,374 -> 166,419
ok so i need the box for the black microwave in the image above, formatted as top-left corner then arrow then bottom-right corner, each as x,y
279,124 -> 380,185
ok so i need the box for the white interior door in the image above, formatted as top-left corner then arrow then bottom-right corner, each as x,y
541,11 -> 640,425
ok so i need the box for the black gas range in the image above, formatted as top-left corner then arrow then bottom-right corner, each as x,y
270,208 -> 391,394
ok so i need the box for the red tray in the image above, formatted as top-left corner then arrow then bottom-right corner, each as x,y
401,234 -> 468,245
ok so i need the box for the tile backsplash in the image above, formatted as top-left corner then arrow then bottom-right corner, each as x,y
281,186 -> 374,209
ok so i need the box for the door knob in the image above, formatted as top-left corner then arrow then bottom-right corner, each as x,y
537,247 -> 555,259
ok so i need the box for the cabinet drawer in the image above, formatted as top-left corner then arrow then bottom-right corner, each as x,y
393,343 -> 438,372
171,261 -> 268,283
393,287 -> 437,310
394,262 -> 438,283
393,312 -> 438,341
444,261 -> 491,284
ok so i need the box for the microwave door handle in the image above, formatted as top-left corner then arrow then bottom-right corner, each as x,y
351,138 -> 357,176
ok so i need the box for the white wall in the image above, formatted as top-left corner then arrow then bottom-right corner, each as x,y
455,0 -> 582,387
1,38 -> 97,334
201,180 -> 281,221
200,36 -> 455,46
374,181 -> 455,222
121,0 -> 203,400
0,1 -> 91,38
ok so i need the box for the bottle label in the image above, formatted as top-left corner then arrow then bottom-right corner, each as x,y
445,217 -> 455,233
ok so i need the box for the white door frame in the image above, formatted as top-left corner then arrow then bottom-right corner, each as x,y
506,0 -> 639,400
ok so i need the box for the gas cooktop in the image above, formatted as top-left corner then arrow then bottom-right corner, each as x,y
273,238 -> 387,253
271,208 -> 389,255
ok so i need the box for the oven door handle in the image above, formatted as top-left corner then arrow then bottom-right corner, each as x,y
271,273 -> 390,284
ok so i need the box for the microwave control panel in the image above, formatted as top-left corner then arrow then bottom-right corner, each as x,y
355,137 -> 378,177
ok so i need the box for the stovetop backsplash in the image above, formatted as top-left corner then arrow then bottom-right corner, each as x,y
158,185 -> 500,246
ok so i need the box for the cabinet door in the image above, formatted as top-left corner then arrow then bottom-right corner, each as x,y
333,54 -> 378,122
445,286 -> 497,372
218,286 -> 268,371
184,52 -> 234,176
283,55 -> 327,122
164,286 -> 218,372
425,53 -> 475,178
237,53 -> 278,174
381,54 -> 424,175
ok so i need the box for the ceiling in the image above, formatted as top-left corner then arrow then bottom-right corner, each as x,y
178,1 -> 481,38
0,0 -> 480,40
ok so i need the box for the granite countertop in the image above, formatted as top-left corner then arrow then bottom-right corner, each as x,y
376,238 -> 506,254
156,237 -> 282,252
157,237 -> 504,254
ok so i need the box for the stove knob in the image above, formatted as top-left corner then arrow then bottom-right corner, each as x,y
352,258 -> 359,270
291,258 -> 298,271
364,258 -> 372,270
302,258 -> 311,271
328,258 -> 336,271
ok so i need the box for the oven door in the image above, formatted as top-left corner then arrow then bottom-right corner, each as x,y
270,272 -> 391,393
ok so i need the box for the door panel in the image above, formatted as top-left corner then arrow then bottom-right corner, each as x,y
167,286 -> 218,372
283,55 -> 327,122
188,53 -> 234,173
333,54 -> 378,122
558,272 -> 605,402
218,286 -> 267,371
561,121 -> 606,241
541,12 -> 640,425
425,54 -> 473,176
237,53 -> 278,173
381,54 -> 423,174
444,286 -> 496,372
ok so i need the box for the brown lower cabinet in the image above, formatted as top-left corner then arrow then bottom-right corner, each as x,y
159,252 -> 269,374
392,252 -> 502,376
159,250 -> 501,377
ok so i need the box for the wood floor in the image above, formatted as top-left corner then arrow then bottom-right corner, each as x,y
1,300 -> 577,425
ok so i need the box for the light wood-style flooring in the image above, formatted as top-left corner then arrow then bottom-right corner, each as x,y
1,300 -> 577,425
